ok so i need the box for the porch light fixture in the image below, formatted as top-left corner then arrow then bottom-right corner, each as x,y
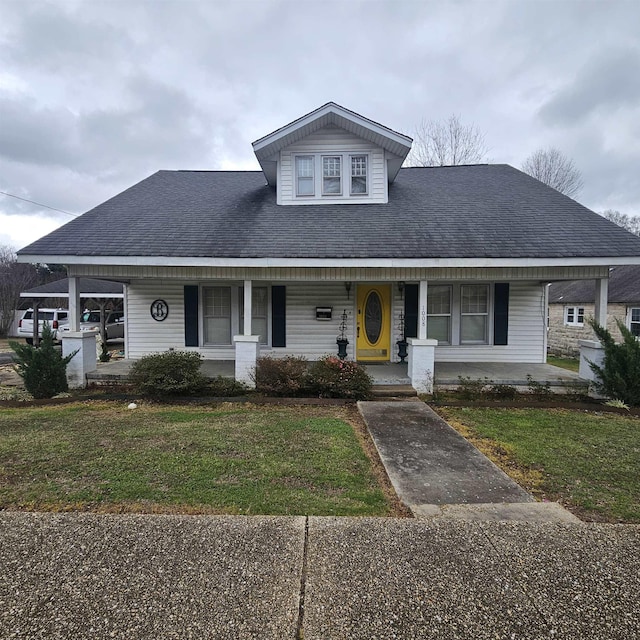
398,281 -> 405,296
345,281 -> 352,299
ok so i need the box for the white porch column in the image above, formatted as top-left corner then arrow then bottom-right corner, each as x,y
234,335 -> 260,387
418,279 -> 428,340
63,331 -> 98,388
68,276 -> 81,331
594,277 -> 608,328
243,279 -> 252,335
235,280 -> 259,386
578,339 -> 605,383
407,338 -> 438,394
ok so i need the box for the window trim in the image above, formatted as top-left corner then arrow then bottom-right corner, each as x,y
293,152 -> 370,200
629,307 -> 640,337
295,155 -> 315,197
426,284 -> 452,345
349,154 -> 368,196
202,285 -> 233,346
199,283 -> 273,348
564,306 -> 585,327
321,155 -> 343,196
459,283 -> 490,345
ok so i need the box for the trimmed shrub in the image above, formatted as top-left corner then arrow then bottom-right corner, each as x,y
10,323 -> 77,399
253,356 -> 309,396
129,350 -> 208,397
306,356 -> 372,400
588,318 -> 640,406
207,375 -> 249,397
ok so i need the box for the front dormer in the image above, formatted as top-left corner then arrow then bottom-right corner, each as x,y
252,102 -> 412,205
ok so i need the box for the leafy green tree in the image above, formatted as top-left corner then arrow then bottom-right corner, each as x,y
588,318 -> 640,406
10,323 -> 77,398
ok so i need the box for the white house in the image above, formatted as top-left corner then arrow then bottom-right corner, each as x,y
17,103 -> 640,391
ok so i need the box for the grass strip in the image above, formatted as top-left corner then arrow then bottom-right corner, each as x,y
438,406 -> 640,523
0,401 -> 397,516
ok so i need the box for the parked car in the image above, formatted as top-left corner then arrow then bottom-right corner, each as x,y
79,310 -> 125,340
18,308 -> 69,344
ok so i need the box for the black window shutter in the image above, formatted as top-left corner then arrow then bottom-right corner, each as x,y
404,284 -> 419,339
493,283 -> 509,345
184,285 -> 199,347
272,286 -> 286,347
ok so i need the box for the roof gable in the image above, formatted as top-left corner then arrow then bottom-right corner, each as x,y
252,102 -> 412,185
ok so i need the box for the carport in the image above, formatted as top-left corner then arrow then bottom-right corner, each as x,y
20,277 -> 124,346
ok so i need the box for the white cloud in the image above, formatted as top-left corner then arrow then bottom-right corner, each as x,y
1,0 -> 640,247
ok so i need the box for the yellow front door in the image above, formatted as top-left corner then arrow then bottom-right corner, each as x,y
356,284 -> 391,361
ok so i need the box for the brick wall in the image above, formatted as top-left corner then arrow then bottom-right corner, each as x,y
547,303 -> 627,357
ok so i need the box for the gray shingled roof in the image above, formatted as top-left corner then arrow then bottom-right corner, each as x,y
18,165 -> 640,260
549,265 -> 640,304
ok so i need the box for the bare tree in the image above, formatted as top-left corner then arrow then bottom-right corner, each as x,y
0,245 -> 38,337
600,209 -> 640,236
521,147 -> 583,198
406,114 -> 489,167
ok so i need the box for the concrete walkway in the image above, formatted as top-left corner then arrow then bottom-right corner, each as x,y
1,512 -> 638,639
358,400 -> 579,522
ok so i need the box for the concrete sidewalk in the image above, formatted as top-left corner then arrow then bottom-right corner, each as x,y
358,401 -> 579,522
1,513 -> 639,639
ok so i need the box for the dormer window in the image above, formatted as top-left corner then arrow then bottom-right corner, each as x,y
294,152 -> 369,200
351,155 -> 368,194
322,156 -> 342,195
295,156 -> 314,196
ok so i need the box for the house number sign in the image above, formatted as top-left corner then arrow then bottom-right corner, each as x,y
150,299 -> 169,322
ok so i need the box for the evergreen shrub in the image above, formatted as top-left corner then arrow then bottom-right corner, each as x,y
588,318 -> 640,406
10,323 -> 77,399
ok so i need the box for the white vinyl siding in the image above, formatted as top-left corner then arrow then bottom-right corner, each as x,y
126,280 -> 194,358
435,282 -> 546,363
279,126 -> 387,204
126,279 -> 546,364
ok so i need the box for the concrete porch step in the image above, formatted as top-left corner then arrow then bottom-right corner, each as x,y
371,384 -> 417,398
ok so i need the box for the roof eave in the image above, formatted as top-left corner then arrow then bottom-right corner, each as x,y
16,254 -> 640,269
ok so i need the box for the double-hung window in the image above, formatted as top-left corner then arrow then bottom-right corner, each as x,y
203,286 -> 232,345
322,156 -> 342,195
427,285 -> 451,344
460,284 -> 489,344
565,306 -> 585,327
629,308 -> 640,337
350,155 -> 368,194
295,156 -> 314,196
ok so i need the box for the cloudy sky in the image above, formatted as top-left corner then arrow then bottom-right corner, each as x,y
1,0 -> 639,250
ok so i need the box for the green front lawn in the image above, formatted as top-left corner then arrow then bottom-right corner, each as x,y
547,356 -> 580,372
0,401 -> 396,516
439,407 -> 640,523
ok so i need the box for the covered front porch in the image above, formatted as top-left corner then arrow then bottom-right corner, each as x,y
86,359 -> 584,390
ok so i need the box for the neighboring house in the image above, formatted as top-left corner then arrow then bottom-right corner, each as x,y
16,102 -> 640,391
548,265 -> 640,357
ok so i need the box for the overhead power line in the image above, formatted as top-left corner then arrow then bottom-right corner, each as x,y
0,190 -> 79,217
